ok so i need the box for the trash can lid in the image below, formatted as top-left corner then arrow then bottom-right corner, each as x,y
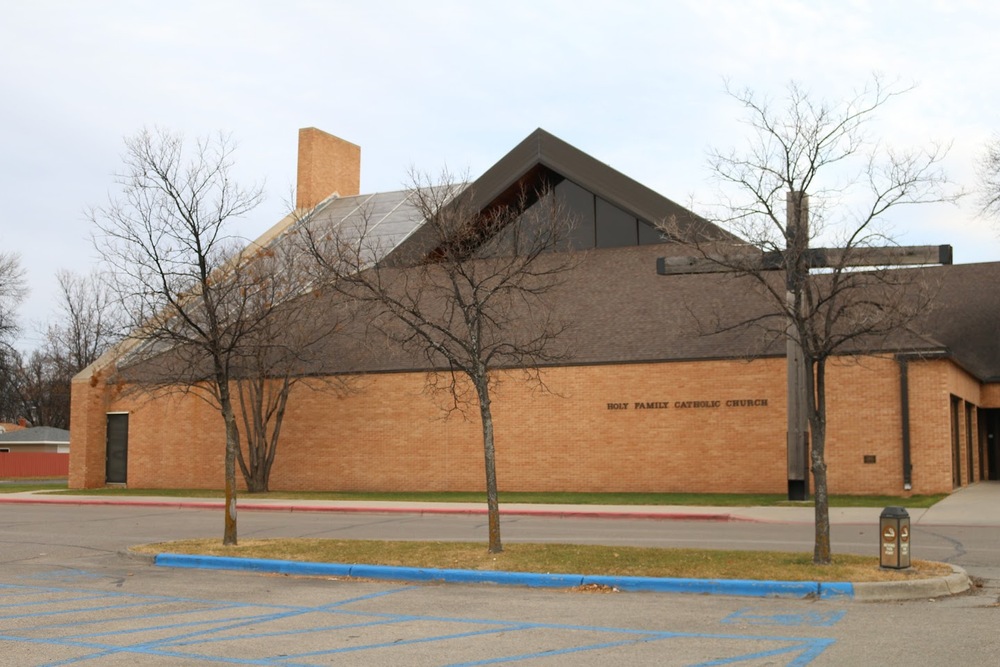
880,506 -> 909,519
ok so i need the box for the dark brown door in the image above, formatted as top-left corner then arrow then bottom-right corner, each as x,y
105,414 -> 128,484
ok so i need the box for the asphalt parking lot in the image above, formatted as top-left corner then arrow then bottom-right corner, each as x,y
3,566 -> 844,666
1,498 -> 998,665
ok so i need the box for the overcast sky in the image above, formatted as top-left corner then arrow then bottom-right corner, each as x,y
2,0 -> 998,349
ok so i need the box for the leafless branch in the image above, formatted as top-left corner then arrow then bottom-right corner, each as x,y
977,134 -> 1000,219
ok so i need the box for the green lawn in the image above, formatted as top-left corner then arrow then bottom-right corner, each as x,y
0,481 -> 68,494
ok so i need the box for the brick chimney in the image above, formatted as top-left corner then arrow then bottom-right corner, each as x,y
295,128 -> 361,211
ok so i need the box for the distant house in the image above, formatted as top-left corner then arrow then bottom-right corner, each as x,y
0,427 -> 70,478
0,426 -> 70,453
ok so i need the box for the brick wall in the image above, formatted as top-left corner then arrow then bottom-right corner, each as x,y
69,355 -> 994,495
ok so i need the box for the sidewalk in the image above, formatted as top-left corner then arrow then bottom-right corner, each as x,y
2,481 -> 997,526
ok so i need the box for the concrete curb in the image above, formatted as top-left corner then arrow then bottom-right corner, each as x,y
155,553 -> 862,599
852,565 -> 971,601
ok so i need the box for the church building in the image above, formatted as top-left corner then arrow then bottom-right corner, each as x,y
69,128 -> 1000,496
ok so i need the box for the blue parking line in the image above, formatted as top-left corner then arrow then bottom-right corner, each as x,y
691,638 -> 836,667
0,598 -> 180,621
281,623 -> 538,660
122,586 -> 416,650
722,607 -> 846,628
452,626 -> 834,667
43,603 -> 246,633
65,608 -> 311,640
161,616 -> 410,648
0,631 -> 290,667
448,635 -> 668,666
0,588 -> 66,598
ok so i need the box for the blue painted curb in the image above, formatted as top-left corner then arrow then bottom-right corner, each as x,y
154,553 -> 855,599
582,574 -> 817,597
818,582 -> 854,599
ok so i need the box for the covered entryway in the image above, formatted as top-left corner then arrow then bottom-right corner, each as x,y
105,413 -> 128,484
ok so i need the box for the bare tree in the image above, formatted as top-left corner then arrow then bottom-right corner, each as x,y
10,270 -> 127,429
662,78 -> 957,564
0,253 -> 27,423
0,269 -> 121,429
304,174 -> 577,553
976,134 -> 1000,219
91,128 -> 266,545
13,349 -> 69,428
47,269 -> 123,371
0,252 -> 26,353
0,349 -> 25,424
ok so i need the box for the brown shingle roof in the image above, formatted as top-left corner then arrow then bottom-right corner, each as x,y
301,245 -> 1000,380
103,127 -> 1000,385
907,261 -> 1000,380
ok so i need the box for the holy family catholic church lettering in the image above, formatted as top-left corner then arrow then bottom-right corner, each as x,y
606,398 -> 769,411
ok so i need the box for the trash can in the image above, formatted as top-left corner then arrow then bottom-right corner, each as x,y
879,506 -> 910,569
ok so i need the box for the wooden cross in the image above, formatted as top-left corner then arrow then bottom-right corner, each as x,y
657,193 -> 952,500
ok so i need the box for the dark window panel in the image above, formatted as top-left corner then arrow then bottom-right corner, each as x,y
638,219 -> 664,245
595,197 -> 638,248
555,179 -> 596,250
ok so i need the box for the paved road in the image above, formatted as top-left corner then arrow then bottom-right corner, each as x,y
0,501 -> 998,665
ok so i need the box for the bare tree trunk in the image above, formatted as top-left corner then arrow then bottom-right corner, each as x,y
809,358 -> 831,565
236,376 -> 292,493
261,381 -> 291,491
220,386 -> 239,546
476,380 -> 502,554
236,378 -> 259,490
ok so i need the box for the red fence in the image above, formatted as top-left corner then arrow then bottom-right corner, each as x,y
0,452 -> 69,478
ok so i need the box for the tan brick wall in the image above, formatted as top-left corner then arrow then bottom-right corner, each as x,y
295,128 -> 361,210
68,374 -> 112,488
904,360 -> 951,494
820,356 -> 904,495
69,356 -> 998,495
980,384 -> 1000,407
